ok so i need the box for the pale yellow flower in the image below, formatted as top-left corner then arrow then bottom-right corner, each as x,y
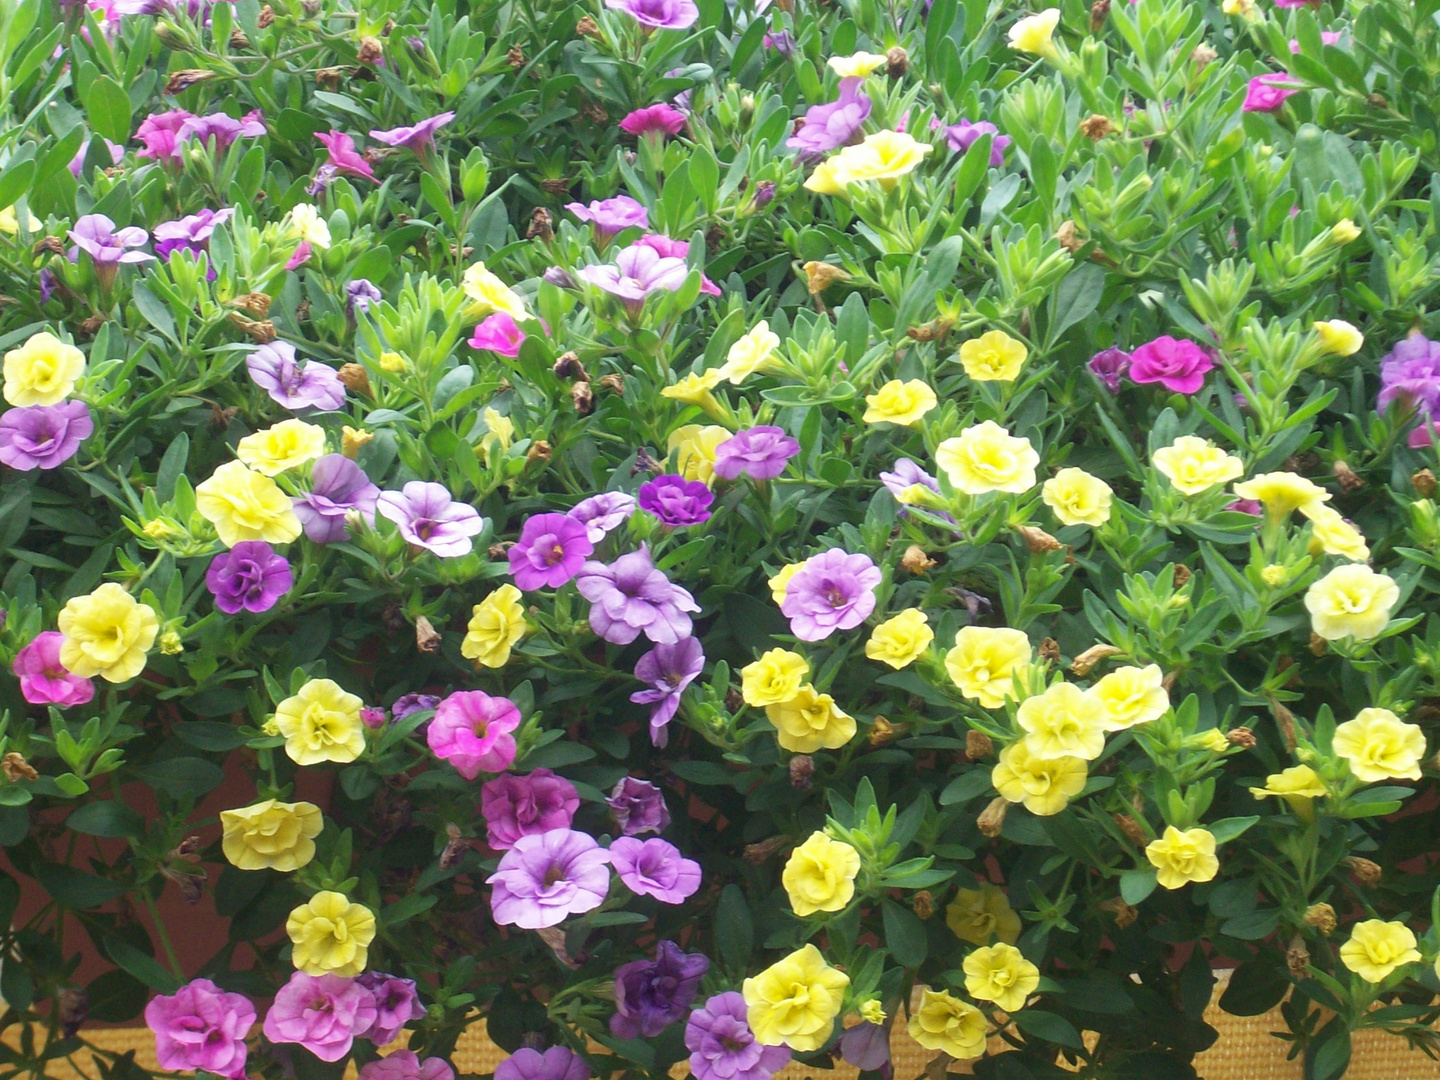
0,204 -> 40,236
1306,506 -> 1370,562
1233,471 -> 1330,519
963,942 -> 1040,1012
945,626 -> 1031,709
221,799 -> 323,871
865,609 -> 933,669
3,331 -> 86,406
744,945 -> 849,1051
742,648 -> 810,706
286,891 -> 375,976
935,421 -> 1039,495
1092,664 -> 1169,730
289,203 -> 331,249
1340,920 -> 1419,984
946,884 -> 1021,946
958,331 -> 1027,382
195,461 -> 303,547
782,832 -> 862,915
378,351 -> 408,373
1332,708 -> 1424,783
236,419 -> 327,476
768,561 -> 807,605
1248,764 -> 1326,817
719,321 -> 780,383
766,685 -> 856,753
907,989 -> 986,1059
1008,8 -> 1061,54
992,740 -> 1087,816
1304,564 -> 1399,641
668,424 -> 730,485
463,262 -> 528,318
830,131 -> 932,189
1042,468 -> 1113,527
1151,436 -> 1244,496
479,407 -> 514,466
863,379 -> 937,426
1017,681 -> 1106,760
57,583 -> 159,683
1313,320 -> 1363,357
274,678 -> 365,766
1145,826 -> 1219,889
827,51 -> 888,77
1330,218 -> 1361,245
804,160 -> 849,196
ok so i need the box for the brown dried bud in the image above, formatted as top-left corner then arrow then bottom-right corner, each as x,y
575,15 -> 601,36
57,987 -> 88,1037
725,687 -> 743,713
1112,813 -> 1147,847
415,616 -> 443,654
906,318 -> 954,343
598,373 -> 626,396
527,441 -> 553,466
1226,727 -> 1256,749
1099,896 -> 1138,928
886,46 -> 909,78
229,28 -> 250,49
382,601 -> 406,633
507,46 -> 525,68
580,101 -> 609,125
160,863 -> 206,904
1172,564 -> 1192,588
357,36 -> 384,64
789,755 -> 815,790
210,404 -> 238,430
901,545 -> 936,574
633,448 -> 663,475
440,823 -> 481,870
705,224 -> 727,253
553,352 -> 588,380
337,363 -> 372,397
540,177 -> 573,196
743,835 -> 789,863
227,313 -> 277,343
803,260 -> 849,295
535,925 -> 584,969
1413,469 -> 1437,497
1089,0 -> 1110,29
1286,935 -> 1311,979
381,18 -> 395,35
1070,643 -> 1121,677
868,716 -> 898,747
526,207 -> 554,242
449,244 -> 475,262
1191,43 -> 1218,69
229,292 -> 272,317
965,731 -> 993,761
172,835 -> 203,861
1054,218 -> 1082,253
1079,114 -> 1113,140
571,381 -> 595,415
1342,856 -> 1382,886
1366,92 -> 1388,109
77,315 -> 106,337
1039,637 -> 1061,664
257,4 -> 274,26
315,66 -> 346,90
977,796 -> 1008,838
1332,460 -> 1364,492
34,236 -> 67,258
1268,696 -> 1297,750
488,542 -> 516,562
165,69 -> 218,94
1,753 -> 37,783
1308,632 -> 1328,657
1303,902 -> 1337,935
1017,525 -> 1062,553
912,890 -> 935,920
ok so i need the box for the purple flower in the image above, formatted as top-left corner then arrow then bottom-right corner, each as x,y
604,0 -> 698,30
638,474 -> 714,527
11,632 -> 94,708
487,828 -> 612,929
1226,498 -> 1264,516
246,341 -> 347,412
786,79 -> 871,162
610,941 -> 709,1039
610,836 -> 701,903
630,636 -> 704,745
359,1052 -> 453,1080
568,492 -> 637,543
564,196 -> 649,240
176,110 -> 266,152
392,693 -> 441,720
1243,74 -> 1302,113
763,30 -> 796,57
317,130 -> 377,180
713,426 -> 799,480
838,1022 -> 891,1072
879,458 -> 940,503
135,109 -> 195,164
482,769 -> 580,850
369,112 -> 455,156
1087,347 -> 1131,393
0,402 -> 93,470
1378,333 -> 1440,419
607,777 -> 670,835
153,209 -> 233,256
428,690 -> 521,779
39,269 -> 57,305
779,548 -> 881,642
631,234 -> 720,296
574,545 -> 700,644
145,978 -> 255,1079
347,279 -> 383,318
68,138 -> 124,177
376,482 -> 485,557
1128,335 -> 1214,394
68,214 -> 153,267
361,706 -> 388,729
470,313 -> 526,357
686,992 -> 791,1080
509,512 -> 595,590
495,1048 -> 588,1080
356,973 -> 426,1045
205,541 -> 293,614
934,118 -> 1010,165
292,454 -> 380,543
262,972 -> 378,1063
620,104 -> 688,136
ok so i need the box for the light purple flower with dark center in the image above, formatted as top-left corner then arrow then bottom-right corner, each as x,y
494,1047 -> 588,1080
568,492 -> 637,543
153,208 -> 233,259
346,279 -> 383,318
933,117 -> 1010,165
578,244 -> 691,317
177,110 -> 266,152
246,341 -> 347,412
686,992 -> 791,1080
68,138 -> 124,177
369,112 -> 455,157
787,78 -> 871,162
376,482 -> 485,557
392,693 -> 441,720
631,234 -> 720,296
0,402 -> 93,470
355,973 -> 426,1045
630,636 -> 704,745
1088,347 -> 1131,393
713,426 -> 800,480
292,454 -> 380,543
68,214 -> 153,269
610,836 -> 701,903
611,941 -> 709,1039
205,541 -> 293,614
509,512 -> 595,590
316,131 -> 377,180
638,474 -> 713,527
607,777 -> 670,835
487,828 -> 612,929
564,196 -> 649,240
136,109 -> 196,164
838,1022 -> 890,1072
779,548 -> 882,641
604,0 -> 698,30
1378,333 -> 1440,420
576,546 -> 699,644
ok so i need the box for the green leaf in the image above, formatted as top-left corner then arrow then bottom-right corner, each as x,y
668,760 -> 735,785
715,885 -> 753,972
1012,1009 -> 1083,1048
86,968 -> 150,1023
381,891 -> 439,927
939,769 -> 993,805
84,75 -> 133,145
881,899 -> 927,966
0,158 -> 35,217
104,937 -> 180,993
130,757 -> 226,798
33,862 -> 127,909
67,800 -> 144,838
1207,815 -> 1259,844
1120,868 -> 1157,905
131,281 -> 178,343
1218,957 -> 1289,1016
1047,263 -> 1105,344
173,720 -> 251,752
1220,909 -> 1280,940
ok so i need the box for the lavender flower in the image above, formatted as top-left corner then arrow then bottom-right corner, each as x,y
763,30 -> 797,57
631,235 -> 720,295
68,215 -> 153,277
356,973 -> 426,1045
638,474 -> 714,527
392,693 -> 441,720
508,513 -> 595,590
0,402 -> 93,470
838,1022 -> 890,1072
630,636 -> 704,745
607,777 -> 670,835
246,342 -> 347,412
575,546 -> 700,644
568,492 -> 637,543
376,482 -> 485,557
779,548 -> 882,641
610,837 -> 701,903
1087,347 -> 1131,393
487,828 -> 612,929
153,208 -> 234,259
176,110 -> 266,152
369,112 -> 455,158
786,79 -> 871,162
292,454 -> 380,543
578,244 -> 690,318
610,942 -> 709,1039
564,196 -> 649,240
1378,333 -> 1440,420
935,118 -> 1011,165
494,1048 -> 589,1080
686,992 -> 791,1080
713,426 -> 800,480
604,0 -> 698,30
346,279 -> 383,318
205,542 -> 293,614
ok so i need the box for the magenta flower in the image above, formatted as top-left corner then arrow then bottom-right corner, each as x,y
494,1047 -> 588,1080
12,632 -> 94,708
787,78 -> 871,162
0,402 -> 93,471
934,117 -> 1011,165
575,546 -> 700,644
686,992 -> 791,1080
361,706 -> 388,729
564,195 -> 649,240
377,482 -> 485,557
153,208 -> 234,272
607,776 -> 670,835
604,0 -> 698,29
568,492 -> 637,543
356,973 -> 426,1044
482,769 -> 580,850
135,109 -> 195,164
630,636 -> 704,745
1128,335 -> 1214,394
631,234 -> 720,295
620,104 -> 688,136
487,828 -> 612,929
713,426 -> 800,480
509,512 -> 595,590
286,242 -> 313,271
358,1051 -> 454,1080
427,691 -> 521,780
205,541 -> 293,614
611,941 -> 709,1039
316,130 -> 377,180
470,313 -> 526,357
1289,30 -> 1341,52
145,978 -> 255,1079
1226,498 -> 1263,516
1378,334 -> 1440,420
68,214 -> 152,268
1243,74 -> 1302,112
246,341 -> 347,412
1087,347 -> 1131,393
263,972 -> 378,1063
638,474 -> 714,527
176,110 -> 266,152
293,455 -> 380,543
779,549 -> 881,642
610,836 -> 701,903
369,112 -> 455,156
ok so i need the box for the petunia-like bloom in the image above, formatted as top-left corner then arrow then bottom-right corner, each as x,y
293,454 -> 381,544
11,632 -> 94,707
262,972 -> 378,1063
713,426 -> 799,480
1378,333 -> 1440,422
176,111 -> 266,153
631,234 -> 720,295
564,195 -> 649,239
575,546 -> 700,644
369,112 -> 455,156
687,991 -> 791,1080
639,474 -> 714,527
786,79 -> 871,162
135,109 -> 196,164
763,30 -> 797,57
494,1048 -> 589,1080
316,130 -> 377,180
145,978 -> 255,1079
346,279 -> 383,319
482,769 -> 580,850
578,243 -> 690,317
1088,347 -> 1131,392
630,636 -> 705,745
1243,74 -> 1301,113
376,482 -> 484,557
68,214 -> 153,267
608,776 -> 670,835
509,512 -> 595,590
356,972 -> 426,1044
934,117 -> 1010,164
359,1052 -> 454,1080
246,341 -> 347,412
1126,335 -> 1214,394
57,583 -> 158,683
620,104 -> 688,136
0,401 -> 92,470
604,0 -> 698,30
153,208 -> 233,270
610,836 -> 701,903
427,690 -> 521,779
568,491 -> 637,542
205,541 -> 293,614
778,549 -> 881,641
611,941 -> 710,1038
470,313 -> 526,357
487,828 -> 612,928
392,693 -> 440,720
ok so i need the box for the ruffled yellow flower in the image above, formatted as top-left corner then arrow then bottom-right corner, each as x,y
274,678 -> 366,766
744,944 -> 850,1051
1304,564 -> 1399,641
286,891 -> 375,976
1332,707 -> 1424,783
196,461 -> 303,547
935,421 -> 1039,495
782,832 -> 862,916
3,331 -> 86,406
1151,436 -> 1244,496
1313,320 -> 1363,357
1008,8 -> 1061,54
830,131 -> 932,189
768,561 -> 808,604
1042,468 -> 1113,527
1233,472 -> 1330,520
766,685 -> 856,753
289,203 -> 331,249
479,407 -> 514,466
826,51 -> 887,77
662,369 -> 724,404
1305,506 -> 1370,562
379,351 -> 408,373
865,609 -> 933,669
463,262 -> 528,318
1340,920 -> 1419,984
57,583 -> 159,683
341,426 -> 372,459
804,160 -> 849,196
462,584 -> 528,668
221,799 -> 323,871
858,999 -> 886,1024
959,331 -> 1027,382
1221,0 -> 1254,15
1018,681 -> 1106,760
992,740 -> 1087,816
668,424 -> 730,485
946,884 -> 1021,946
963,942 -> 1040,1012
863,379 -> 937,426
907,989 -> 986,1059
719,321 -> 781,383
742,648 -> 810,706
1092,664 -> 1169,730
1248,764 -> 1326,818
1145,826 -> 1219,890
236,419 -> 327,476
0,204 -> 40,236
945,626 -> 1031,709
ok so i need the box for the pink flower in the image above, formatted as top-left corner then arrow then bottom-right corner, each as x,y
427,691 -> 521,779
263,973 -> 377,1063
632,235 -> 721,297
609,837 -> 701,903
1127,335 -> 1214,394
285,242 -> 312,270
135,109 -> 195,164
359,1051 -> 455,1080
469,313 -> 526,357
316,131 -> 377,180
619,104 -> 688,137
12,632 -> 94,707
1243,74 -> 1302,113
145,978 -> 255,1079
487,828 -> 612,929
482,769 -> 580,850
1289,31 -> 1341,52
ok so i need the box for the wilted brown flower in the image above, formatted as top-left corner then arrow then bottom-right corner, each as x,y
743,835 -> 789,864
1112,813 -> 1147,847
257,4 -> 274,26
229,28 -> 250,49
1342,856 -> 1382,885
1226,727 -> 1256,748
575,15 -> 600,36
1303,903 -> 1337,935
1039,638 -> 1061,664
228,313 -> 277,343
1,753 -> 36,782
540,177 -> 573,196
415,616 -> 442,654
1286,935 -> 1310,978
57,988 -> 88,1037
1332,461 -> 1364,492
357,36 -> 384,64
901,545 -> 936,574
229,292 -> 272,317
1413,469 -> 1437,497
1070,643 -> 1121,677
966,731 -> 993,760
1191,43 -> 1217,69
553,352 -> 588,380
886,46 -> 908,78
1172,564 -> 1192,588
1099,896 -> 1138,928
1079,115 -> 1113,140
527,208 -> 554,242
571,381 -> 595,415
868,716 -> 899,747
977,797 -> 1008,838
598,373 -> 626,396
1017,525 -> 1062,553
165,69 -> 218,94
912,890 -> 934,919
1268,696 -> 1297,749
1089,0 -> 1110,29
507,46 -> 526,68
803,260 -> 849,295
337,363 -> 372,396
789,755 -> 815,790
1308,632 -> 1328,657
527,441 -> 553,466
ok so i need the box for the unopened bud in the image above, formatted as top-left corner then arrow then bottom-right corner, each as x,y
1071,643 -> 1121,677
1342,856 -> 1382,885
1017,525 -> 1062,553
1332,460 -> 1364,492
977,797 -> 1008,837
1413,469 -> 1437,497
789,755 -> 814,790
868,716 -> 898,747
1303,902 -> 1337,935
164,69 -> 218,94
337,363 -> 372,396
965,731 -> 993,760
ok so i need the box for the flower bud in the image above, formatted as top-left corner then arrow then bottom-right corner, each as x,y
803,260 -> 849,295
160,630 -> 183,655
977,797 -> 1008,837
337,363 -> 372,396
164,69 -> 218,95
1016,525 -> 1062,553
1330,218 -> 1361,245
1342,856 -> 1382,885
885,46 -> 908,78
543,265 -> 578,290
1070,643 -> 1121,677
965,730 -> 993,760
415,616 -> 442,653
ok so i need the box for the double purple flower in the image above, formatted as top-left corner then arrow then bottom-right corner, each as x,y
779,548 -> 881,642
607,777 -> 670,835
575,546 -> 699,645
205,541 -> 293,614
713,426 -> 800,480
638,474 -> 713,527
0,403 -> 92,471
565,196 -> 649,241
568,492 -> 637,543
293,455 -> 380,543
630,636 -> 704,746
611,941 -> 709,1039
686,992 -> 791,1080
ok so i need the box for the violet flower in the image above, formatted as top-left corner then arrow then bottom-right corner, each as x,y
630,636 -> 704,745
604,0 -> 698,30
0,402 -> 93,470
1087,347 -> 1131,393
376,482 -> 484,557
346,279 -> 383,318
494,1048 -> 588,1080
176,110 -> 266,152
786,79 -> 871,162
369,112 -> 455,159
316,130 -> 377,181
578,243 -> 691,318
607,777 -> 670,835
609,836 -> 701,903
292,454 -> 380,543
610,941 -> 709,1039
481,769 -> 580,850
713,426 -> 799,480
392,693 -> 441,720
620,104 -> 688,137
631,234 -> 720,295
205,541 -> 293,614
1378,333 -> 1440,421
638,474 -> 713,527
1128,335 -> 1214,394
508,512 -> 595,590
763,30 -> 797,57
686,992 -> 791,1080
246,341 -> 347,412
154,208 -> 233,280
778,548 -> 881,642
262,973 -> 377,1063
68,138 -> 124,177
574,545 -> 700,644
68,215 -> 152,286
564,196 -> 649,241
568,492 -> 637,543
358,1052 -> 453,1080
356,973 -> 426,1045
934,117 -> 1010,165
838,1022 -> 891,1073
487,828 -> 612,929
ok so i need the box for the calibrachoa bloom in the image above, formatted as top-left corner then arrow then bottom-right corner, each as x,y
779,549 -> 881,641
765,684 -> 854,752
1042,467 -> 1113,526
462,584 -> 528,667
1151,436 -> 1244,495
487,828 -> 612,928
742,648 -> 809,706
575,546 -> 700,644
246,341 -> 347,412
1146,826 -> 1220,889
963,943 -> 1040,1012
509,512 -> 595,589
610,836 -> 702,903
1093,665 -> 1169,729
946,626 -> 1031,708
1017,681 -> 1107,760
743,944 -> 849,1051
1378,332 -> 1440,421
578,243 -> 690,316
136,109 -> 194,163
237,418 -> 326,475
620,104 -> 688,136
1340,920 -> 1420,984
1087,346 -> 1131,392
604,0 -> 698,30
220,798 -> 323,871
356,973 -> 426,1043
482,769 -> 579,850
57,583 -> 158,683
713,426 -> 799,480
1305,564 -> 1399,641
611,941 -> 710,1038
1127,335 -> 1214,393
359,1052 -> 454,1080
316,130 -> 377,180
959,330 -> 1027,381
992,740 -> 1087,815
494,1048 -> 588,1080
639,473 -> 714,527
469,312 -> 527,356
608,776 -> 671,835
935,421 -> 1039,494
863,379 -> 937,425
369,111 -> 454,155
569,492 -> 637,542
631,635 -> 705,744
947,884 -> 1022,946
287,891 -> 376,977
293,454 -> 380,543
631,233 -> 721,295
262,972 -> 378,1062
145,978 -> 255,1079
686,992 -> 791,1080
427,690 -> 521,779
3,331 -> 85,406
197,461 -> 303,547
565,195 -> 649,238
782,832 -> 860,915
1243,74 -> 1302,112
787,78 -> 871,162
68,213 -> 153,268
0,401 -> 92,470
865,609 -> 933,669
275,678 -> 365,765
908,988 -> 986,1059
936,118 -> 1011,164
1331,708 -> 1425,782
205,541 -> 293,614
11,632 -> 94,707
176,110 -> 266,150
1008,8 -> 1060,54
376,482 -> 484,557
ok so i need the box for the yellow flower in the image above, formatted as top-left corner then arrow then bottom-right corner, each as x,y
662,369 -> 724,405
1313,320 -> 1363,357
1151,436 -> 1245,496
830,130 -> 932,189
782,832 -> 862,916
668,424 -> 730,485
479,407 -> 514,466
719,321 -> 781,383
992,741 -> 1087,816
946,884 -> 1021,946
1042,468 -> 1113,527
863,379 -> 937,426
1008,8 -> 1061,54
1145,826 -> 1219,890
865,609 -> 934,669
1305,506 -> 1370,562
945,626 -> 1032,709
1232,472 -> 1330,520
1340,921 -> 1419,984
463,262 -> 528,318
286,891 -> 376,976
3,331 -> 86,406
1261,564 -> 1287,587
743,944 -> 850,1051
1221,0 -> 1254,15
1190,729 -> 1229,753
462,584 -> 528,668
907,988 -> 987,1060
236,419 -> 327,476
341,426 -> 373,459
1092,664 -> 1169,730
0,204 -> 40,235
741,648 -> 810,706
1304,564 -> 1399,641
274,678 -> 366,766
959,331 -> 1028,382
1017,681 -> 1106,760
963,943 -> 1040,1013
804,159 -> 849,196
1332,707 -> 1424,783
826,51 -> 888,77
1248,764 -> 1326,818
196,461 -> 303,548
768,561 -> 808,605
935,421 -> 1039,495
1330,218 -> 1361,245
379,351 -> 408,373
159,630 -> 183,655
766,685 -> 856,753
220,799 -> 324,871
57,583 -> 159,683
289,203 -> 331,249
858,999 -> 886,1025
